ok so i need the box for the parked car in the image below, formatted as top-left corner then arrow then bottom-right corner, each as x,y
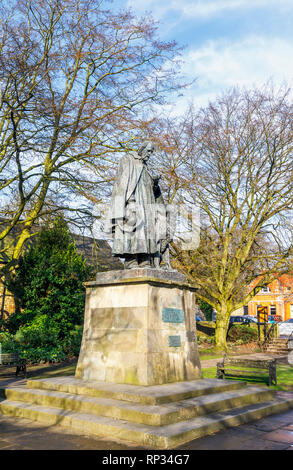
245,315 -> 258,323
229,316 -> 257,325
278,319 -> 293,336
268,315 -> 282,323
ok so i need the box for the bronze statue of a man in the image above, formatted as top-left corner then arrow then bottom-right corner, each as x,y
105,141 -> 173,269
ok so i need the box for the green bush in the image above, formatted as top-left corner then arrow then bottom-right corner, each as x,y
14,315 -> 60,348
0,325 -> 83,363
0,332 -> 20,353
227,324 -> 258,344
20,346 -> 67,363
2,216 -> 91,363
64,325 -> 84,357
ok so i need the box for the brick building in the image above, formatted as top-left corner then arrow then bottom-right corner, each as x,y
247,274 -> 293,321
0,271 -> 15,319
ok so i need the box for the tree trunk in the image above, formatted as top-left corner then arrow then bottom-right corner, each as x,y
214,304 -> 230,352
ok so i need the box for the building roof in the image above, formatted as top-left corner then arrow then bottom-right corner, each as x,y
0,219 -> 122,271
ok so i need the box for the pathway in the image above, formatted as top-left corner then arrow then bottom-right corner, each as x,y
0,352 -> 292,450
0,395 -> 292,450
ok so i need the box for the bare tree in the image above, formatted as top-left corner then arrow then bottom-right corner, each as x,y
155,87 -> 293,351
0,0 -> 185,275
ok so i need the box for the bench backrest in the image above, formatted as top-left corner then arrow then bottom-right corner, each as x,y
222,357 -> 275,369
0,352 -> 19,365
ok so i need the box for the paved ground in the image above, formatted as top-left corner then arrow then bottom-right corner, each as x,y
0,353 -> 292,451
0,376 -> 293,450
0,399 -> 293,450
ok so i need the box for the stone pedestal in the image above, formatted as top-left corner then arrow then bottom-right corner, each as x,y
75,269 -> 202,385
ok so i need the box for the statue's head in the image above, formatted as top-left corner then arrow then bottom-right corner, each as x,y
137,141 -> 155,162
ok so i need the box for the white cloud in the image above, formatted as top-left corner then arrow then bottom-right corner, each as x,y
123,0 -> 293,116
126,0 -> 293,21
163,35 -> 293,115
179,0 -> 292,19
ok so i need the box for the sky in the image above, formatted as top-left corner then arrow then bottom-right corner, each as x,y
112,0 -> 293,115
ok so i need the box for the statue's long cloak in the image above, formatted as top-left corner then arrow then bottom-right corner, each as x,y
107,153 -> 143,221
105,153 -> 160,256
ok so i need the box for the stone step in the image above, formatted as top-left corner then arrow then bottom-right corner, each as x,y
264,349 -> 288,354
266,338 -> 287,342
1,396 -> 292,449
267,342 -> 287,345
266,342 -> 287,345
3,385 -> 275,426
266,348 -> 288,355
264,354 -> 288,357
267,342 -> 287,348
266,341 -> 288,345
265,346 -> 288,350
26,378 -> 247,405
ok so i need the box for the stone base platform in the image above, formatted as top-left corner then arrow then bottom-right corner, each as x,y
75,269 -> 202,385
94,268 -> 187,284
1,377 -> 293,448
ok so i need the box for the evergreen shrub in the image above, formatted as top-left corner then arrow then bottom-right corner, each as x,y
227,324 -> 258,344
2,217 -> 91,362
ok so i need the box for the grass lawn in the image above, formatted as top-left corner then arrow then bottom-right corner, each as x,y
198,342 -> 261,361
1,356 -> 292,393
24,362 -> 293,392
199,350 -> 224,361
202,364 -> 293,391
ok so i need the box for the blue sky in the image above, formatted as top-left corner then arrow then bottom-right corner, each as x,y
112,0 -> 293,114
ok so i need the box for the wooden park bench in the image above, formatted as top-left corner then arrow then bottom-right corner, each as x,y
0,351 -> 27,378
217,354 -> 277,387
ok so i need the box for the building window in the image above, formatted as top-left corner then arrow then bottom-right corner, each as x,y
260,286 -> 271,293
270,305 -> 276,315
